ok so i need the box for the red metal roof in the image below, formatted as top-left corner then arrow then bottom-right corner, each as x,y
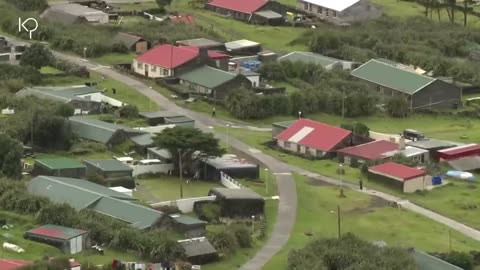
337,140 -> 399,161
207,0 -> 268,14
437,144 -> 480,161
276,118 -> 351,152
0,259 -> 32,270
28,225 -> 87,240
170,15 -> 195,24
136,44 -> 229,68
369,162 -> 425,181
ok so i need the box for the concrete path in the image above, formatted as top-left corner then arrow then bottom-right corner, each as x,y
51,53 -> 297,270
51,52 -> 480,267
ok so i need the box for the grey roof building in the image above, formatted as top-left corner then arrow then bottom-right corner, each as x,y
147,147 -> 172,163
209,188 -> 264,217
278,51 -> 356,70
176,38 -> 225,51
28,176 -> 169,230
40,8 -> 89,25
69,117 -> 145,147
170,214 -> 207,238
203,155 -> 260,180
113,32 -> 149,54
42,3 -> 109,24
17,86 -> 104,114
139,111 -> 193,127
83,159 -> 133,182
178,237 -> 218,264
351,59 -> 462,110
225,39 -> 261,55
272,120 -> 296,138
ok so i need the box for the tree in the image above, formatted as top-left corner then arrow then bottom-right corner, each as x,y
386,96 -> 409,118
207,230 -> 238,254
153,127 -> 226,174
156,0 -> 173,8
444,252 -> 474,270
0,133 -> 22,179
36,202 -> 79,227
6,0 -> 47,11
288,233 -> 417,270
117,104 -> 139,118
391,153 -> 419,167
20,43 -> 53,70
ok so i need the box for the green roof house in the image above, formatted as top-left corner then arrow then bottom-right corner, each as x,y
33,158 -> 86,178
178,65 -> 252,100
272,120 -> 296,139
170,214 -> 207,238
24,224 -> 89,254
28,176 -> 170,230
17,86 -> 104,114
351,59 -> 461,110
69,116 -> 146,148
278,51 -> 356,70
412,249 -> 462,270
83,159 -> 133,186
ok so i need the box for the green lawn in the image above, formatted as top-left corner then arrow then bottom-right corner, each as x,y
93,52 -> 136,66
263,175 -> 480,269
171,0 -> 307,53
40,66 -> 65,75
0,211 -> 139,265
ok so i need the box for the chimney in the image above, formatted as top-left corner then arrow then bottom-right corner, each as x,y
198,47 -> 209,63
399,137 -> 405,150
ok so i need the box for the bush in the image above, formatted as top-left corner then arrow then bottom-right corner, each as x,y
108,177 -> 136,189
154,205 -> 181,214
1,79 -> 25,93
199,203 -> 221,223
207,230 -> 238,254
117,105 -> 139,118
445,252 -> 474,270
112,43 -> 129,54
231,225 -> 252,248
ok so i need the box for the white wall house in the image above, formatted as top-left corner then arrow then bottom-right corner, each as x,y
132,58 -> 174,79
297,0 -> 380,24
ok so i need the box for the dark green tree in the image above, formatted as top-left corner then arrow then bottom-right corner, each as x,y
0,133 -> 22,179
445,251 -> 473,270
386,96 -> 410,118
20,43 -> 53,70
156,0 -> 173,8
153,127 -> 225,174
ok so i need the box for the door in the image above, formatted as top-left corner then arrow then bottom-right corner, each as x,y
144,64 -> 149,77
76,235 -> 82,252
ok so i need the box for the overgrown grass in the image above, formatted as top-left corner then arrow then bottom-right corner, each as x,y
263,175 -> 480,269
93,52 -> 137,66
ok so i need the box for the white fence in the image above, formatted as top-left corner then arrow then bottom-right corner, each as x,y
151,196 -> 216,213
220,171 -> 243,189
132,163 -> 174,177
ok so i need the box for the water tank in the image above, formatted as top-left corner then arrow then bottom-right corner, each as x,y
432,176 -> 442,185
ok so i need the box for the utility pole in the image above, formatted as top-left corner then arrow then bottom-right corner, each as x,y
341,89 -> 346,120
337,205 -> 341,239
178,149 -> 183,199
30,110 -> 34,147
265,168 -> 269,196
449,229 -> 452,252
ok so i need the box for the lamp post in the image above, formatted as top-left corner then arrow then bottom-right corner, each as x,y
251,215 -> 255,236
298,111 -> 302,119
339,163 -> 345,198
337,205 -> 341,238
178,149 -> 183,198
83,47 -> 87,59
226,123 -> 230,150
264,168 -> 269,196
341,88 -> 347,120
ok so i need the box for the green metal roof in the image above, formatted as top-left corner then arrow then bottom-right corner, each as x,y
351,59 -> 435,95
147,147 -> 172,159
28,176 -> 164,230
35,158 -> 86,170
170,214 -> 206,225
84,159 -> 133,172
17,86 -> 100,103
130,133 -> 154,147
69,116 -> 143,144
26,224 -> 87,240
272,120 -> 296,128
178,66 -> 237,89
164,116 -> 194,123
278,51 -> 339,67
139,111 -> 182,119
413,249 -> 462,270
28,176 -> 134,209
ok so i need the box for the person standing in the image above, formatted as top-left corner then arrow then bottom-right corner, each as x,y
212,107 -> 216,118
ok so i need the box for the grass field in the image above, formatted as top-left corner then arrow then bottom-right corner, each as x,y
0,211 -> 138,265
263,175 -> 480,269
93,52 -> 137,66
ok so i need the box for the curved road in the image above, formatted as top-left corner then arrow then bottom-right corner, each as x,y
54,53 -> 297,270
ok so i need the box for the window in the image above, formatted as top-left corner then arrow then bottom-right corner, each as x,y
304,2 -> 308,10
326,9 -> 329,17
333,11 -> 337,17
163,69 -> 169,76
151,66 -> 156,72
137,62 -> 142,69
284,141 -> 291,148
344,156 -> 351,165
317,150 -> 324,157
317,6 -> 322,14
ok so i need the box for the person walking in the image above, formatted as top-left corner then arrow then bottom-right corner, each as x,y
212,107 -> 216,118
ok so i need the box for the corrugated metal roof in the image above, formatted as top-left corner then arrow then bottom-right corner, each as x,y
209,188 -> 263,200
179,237 -> 217,257
113,32 -> 144,49
69,116 -> 143,144
338,140 -> 399,160
147,147 -> 172,159
351,59 -> 435,95
84,159 -> 133,172
139,111 -> 182,119
254,10 -> 283,19
171,214 -> 206,225
413,249 -> 463,270
177,38 -> 223,48
27,224 -> 87,240
225,39 -> 260,51
16,86 -> 100,103
278,51 -> 339,67
369,162 -> 425,181
207,0 -> 267,14
35,158 -> 86,170
130,133 -> 155,147
179,66 -> 237,89
301,0 -> 360,12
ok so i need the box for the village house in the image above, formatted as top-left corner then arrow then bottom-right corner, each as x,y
133,44 -> 229,78
297,0 -> 381,25
368,162 -> 428,193
275,118 -> 352,159
277,51 -> 358,70
337,140 -> 399,167
176,38 -> 226,51
24,224 -> 89,254
83,159 -> 134,183
32,158 -> 87,179
206,0 -> 284,25
178,65 -> 252,100
0,36 -> 26,65
113,32 -> 149,54
351,59 -> 462,110
41,3 -> 109,24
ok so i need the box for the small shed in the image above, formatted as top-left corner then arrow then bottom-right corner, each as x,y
24,224 -> 89,254
252,10 -> 284,25
33,158 -> 86,178
83,159 -> 133,183
208,188 -> 264,217
178,237 -> 218,264
202,155 -> 260,180
164,116 -> 195,128
170,214 -> 207,238
225,39 -> 262,55
272,120 -> 295,139
407,139 -> 457,160
448,156 -> 480,172
176,38 -> 225,51
437,144 -> 480,161
139,111 -> 182,126
147,147 -> 173,163
368,162 -> 426,193
113,32 -> 149,54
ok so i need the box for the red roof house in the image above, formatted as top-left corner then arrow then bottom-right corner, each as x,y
0,259 -> 31,270
170,15 -> 195,24
337,140 -> 399,164
437,144 -> 480,161
368,162 -> 426,193
134,44 -> 229,78
25,224 -> 89,254
207,0 -> 268,14
275,119 -> 352,157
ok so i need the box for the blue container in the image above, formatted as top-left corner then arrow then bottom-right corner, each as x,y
432,176 -> 442,185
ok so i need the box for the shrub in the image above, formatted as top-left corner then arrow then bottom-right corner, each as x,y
117,104 -> 139,118
108,177 -> 136,189
112,43 -> 129,54
198,203 -> 221,223
231,225 -> 252,248
154,205 -> 181,214
207,230 -> 238,254
445,252 -> 474,270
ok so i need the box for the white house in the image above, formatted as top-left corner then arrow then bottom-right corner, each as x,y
296,0 -> 380,25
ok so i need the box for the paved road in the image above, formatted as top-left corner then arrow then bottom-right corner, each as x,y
53,52 -> 480,266
54,53 -> 297,270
